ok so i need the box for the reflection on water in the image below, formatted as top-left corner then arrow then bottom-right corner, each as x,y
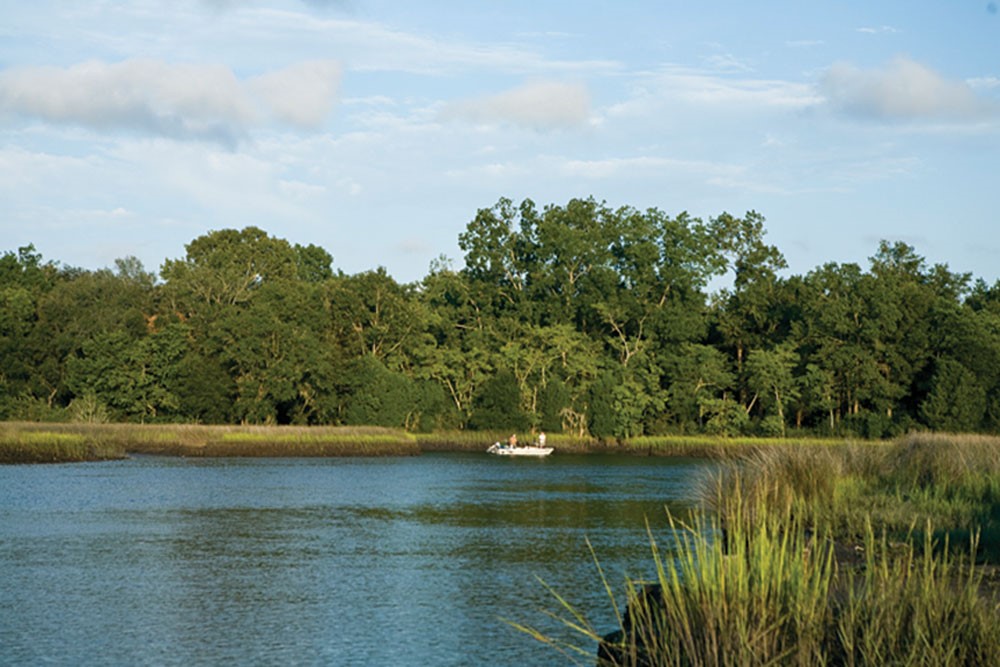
0,453 -> 712,666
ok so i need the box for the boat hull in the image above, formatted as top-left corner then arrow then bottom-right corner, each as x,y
487,443 -> 553,457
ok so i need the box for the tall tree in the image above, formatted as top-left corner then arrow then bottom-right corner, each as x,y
920,358 -> 986,432
664,343 -> 735,430
160,226 -> 299,312
744,345 -> 799,436
214,279 -> 335,424
66,324 -> 188,422
468,369 -> 530,432
327,268 -> 423,369
341,355 -> 415,428
711,211 -> 788,371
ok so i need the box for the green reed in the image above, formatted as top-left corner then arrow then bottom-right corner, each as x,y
0,425 -> 127,463
703,434 -> 1000,561
414,430 -> 593,452
0,422 -> 419,460
518,433 -> 1000,665
621,435 -> 861,459
413,431 -> 851,456
519,498 -> 999,666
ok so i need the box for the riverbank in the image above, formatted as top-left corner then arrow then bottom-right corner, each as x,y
0,422 -> 420,462
415,430 -> 862,457
1,422 -> 867,463
523,432 -> 1000,665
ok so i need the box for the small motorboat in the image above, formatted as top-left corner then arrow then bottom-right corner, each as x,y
487,442 -> 553,457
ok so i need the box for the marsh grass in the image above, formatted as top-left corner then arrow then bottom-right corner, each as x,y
0,422 -> 419,461
0,424 -> 126,463
519,432 -> 1000,665
702,433 -> 1000,561
624,435 -> 860,460
414,431 -> 853,456
414,430 -> 594,453
521,500 -> 999,666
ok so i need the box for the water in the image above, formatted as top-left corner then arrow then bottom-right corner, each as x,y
0,453 -> 713,666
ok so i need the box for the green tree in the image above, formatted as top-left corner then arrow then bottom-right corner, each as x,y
744,345 -> 799,436
522,197 -> 607,325
327,268 -> 423,368
295,243 -> 334,283
537,380 -> 570,433
416,264 -> 495,421
410,379 -> 459,432
341,355 -> 415,427
160,226 -> 299,334
586,370 -> 618,441
65,323 -> 187,421
711,211 -> 788,374
214,279 -> 336,424
172,348 -> 235,423
920,358 -> 986,432
700,396 -> 750,437
160,228 -> 336,424
0,284 -> 37,417
468,369 -> 530,432
794,363 -> 836,432
29,263 -> 155,411
795,262 -> 887,433
458,197 -> 532,318
664,343 -> 734,430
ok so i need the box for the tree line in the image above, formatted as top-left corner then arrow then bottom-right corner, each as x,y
3,197 -> 999,439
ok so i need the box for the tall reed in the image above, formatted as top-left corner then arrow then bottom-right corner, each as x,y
517,435 -> 1000,665
520,504 -> 999,665
0,426 -> 126,463
0,422 -> 419,461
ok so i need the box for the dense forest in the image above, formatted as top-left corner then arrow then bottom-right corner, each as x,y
3,197 -> 999,439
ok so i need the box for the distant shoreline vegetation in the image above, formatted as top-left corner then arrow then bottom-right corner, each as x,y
0,423 -> 420,463
4,199 -> 1000,441
2,421 -> 878,464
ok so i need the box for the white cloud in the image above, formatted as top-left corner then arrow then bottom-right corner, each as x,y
857,25 -> 900,34
0,58 -> 342,144
968,76 -> 1000,91
558,155 -> 759,190
441,81 -> 591,130
249,60 -> 342,128
701,54 -> 754,73
604,66 -> 820,122
821,56 -> 994,120
245,8 -> 619,77
278,178 -> 328,199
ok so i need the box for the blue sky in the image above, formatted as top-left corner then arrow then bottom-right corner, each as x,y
1,1 -> 998,286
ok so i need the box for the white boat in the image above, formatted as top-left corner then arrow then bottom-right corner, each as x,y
487,442 -> 554,457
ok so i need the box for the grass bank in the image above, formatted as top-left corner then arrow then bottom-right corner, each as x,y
705,432 -> 1000,561
0,422 -> 419,462
3,424 -> 873,463
415,430 -> 595,453
0,424 -> 127,463
415,431 -> 856,457
520,432 -> 1000,665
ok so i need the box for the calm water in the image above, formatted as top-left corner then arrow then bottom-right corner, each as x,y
0,453 -> 712,666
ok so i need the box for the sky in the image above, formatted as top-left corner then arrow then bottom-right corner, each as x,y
1,1 -> 998,286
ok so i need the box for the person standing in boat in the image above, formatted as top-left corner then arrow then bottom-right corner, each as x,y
508,433 -> 517,448
538,431 -> 546,447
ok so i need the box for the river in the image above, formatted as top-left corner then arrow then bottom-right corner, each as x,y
0,453 -> 713,666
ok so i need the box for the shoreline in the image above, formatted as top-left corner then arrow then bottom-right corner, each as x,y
0,422 -> 420,463
1,421 -> 879,464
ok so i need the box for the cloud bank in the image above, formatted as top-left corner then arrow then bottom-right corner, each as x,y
442,81 -> 590,130
822,55 -> 993,120
0,59 -> 342,145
